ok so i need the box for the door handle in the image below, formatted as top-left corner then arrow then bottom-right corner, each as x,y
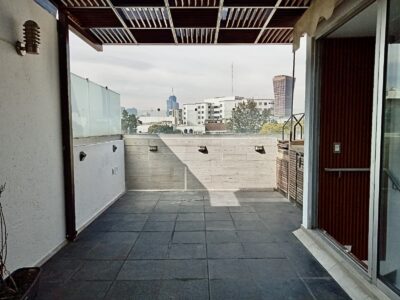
325,168 -> 370,172
324,168 -> 370,178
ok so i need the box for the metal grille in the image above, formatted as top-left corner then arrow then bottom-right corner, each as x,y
176,28 -> 216,43
171,0 -> 219,7
61,0 -> 108,7
222,8 -> 271,28
90,28 -> 136,44
259,28 -> 293,44
120,8 -> 170,28
280,0 -> 310,7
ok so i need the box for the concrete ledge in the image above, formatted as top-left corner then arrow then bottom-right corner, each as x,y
294,227 -> 390,300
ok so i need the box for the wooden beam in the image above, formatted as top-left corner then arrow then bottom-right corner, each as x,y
58,11 -> 77,242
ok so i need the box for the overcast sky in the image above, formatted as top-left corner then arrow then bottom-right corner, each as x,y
70,32 -> 307,114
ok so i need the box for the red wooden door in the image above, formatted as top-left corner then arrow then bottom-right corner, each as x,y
318,37 -> 375,261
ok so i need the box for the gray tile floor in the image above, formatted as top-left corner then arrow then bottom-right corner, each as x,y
37,191 -> 350,300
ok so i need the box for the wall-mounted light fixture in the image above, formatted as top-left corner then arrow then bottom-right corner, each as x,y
255,146 -> 265,154
79,151 -> 87,161
16,20 -> 40,56
112,145 -> 118,152
149,145 -> 158,152
198,146 -> 208,154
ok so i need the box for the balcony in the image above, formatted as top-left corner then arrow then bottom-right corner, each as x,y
38,190 -> 348,299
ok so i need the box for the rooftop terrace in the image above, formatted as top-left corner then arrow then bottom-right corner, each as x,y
38,191 -> 349,299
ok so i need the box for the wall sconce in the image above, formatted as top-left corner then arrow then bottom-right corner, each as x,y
198,146 -> 208,154
149,145 -> 158,152
112,145 -> 118,152
16,20 -> 40,56
255,146 -> 265,154
79,151 -> 87,161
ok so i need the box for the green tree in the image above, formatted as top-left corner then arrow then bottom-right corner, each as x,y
230,100 -> 272,133
148,124 -> 179,134
121,109 -> 137,134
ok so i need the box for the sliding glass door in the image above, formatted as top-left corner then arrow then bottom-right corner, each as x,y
378,0 -> 400,294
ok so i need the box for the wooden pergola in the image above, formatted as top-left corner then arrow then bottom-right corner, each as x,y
50,0 -> 310,49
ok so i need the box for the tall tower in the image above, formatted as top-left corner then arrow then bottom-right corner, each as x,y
273,75 -> 295,118
166,89 -> 179,116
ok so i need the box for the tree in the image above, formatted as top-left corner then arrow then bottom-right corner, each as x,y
121,109 -> 137,134
230,100 -> 272,133
148,124 -> 179,134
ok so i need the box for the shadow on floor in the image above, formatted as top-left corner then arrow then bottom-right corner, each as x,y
37,191 -> 350,300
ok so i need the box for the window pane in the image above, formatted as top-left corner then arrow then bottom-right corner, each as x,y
378,0 -> 400,294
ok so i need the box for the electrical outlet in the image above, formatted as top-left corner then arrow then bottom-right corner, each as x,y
112,167 -> 119,175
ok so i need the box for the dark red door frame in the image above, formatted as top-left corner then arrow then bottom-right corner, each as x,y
58,10 -> 77,242
317,37 -> 375,262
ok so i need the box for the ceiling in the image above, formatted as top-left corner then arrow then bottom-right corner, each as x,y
328,2 -> 377,38
50,0 -> 310,47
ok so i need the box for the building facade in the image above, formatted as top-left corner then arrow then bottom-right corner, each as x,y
166,95 -> 179,116
183,96 -> 274,127
273,75 -> 295,118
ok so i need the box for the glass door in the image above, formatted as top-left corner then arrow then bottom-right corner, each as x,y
378,0 -> 400,294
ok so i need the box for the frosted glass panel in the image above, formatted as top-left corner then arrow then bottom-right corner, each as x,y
71,74 -> 121,137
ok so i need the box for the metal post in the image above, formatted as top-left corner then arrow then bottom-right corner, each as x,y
58,11 -> 77,241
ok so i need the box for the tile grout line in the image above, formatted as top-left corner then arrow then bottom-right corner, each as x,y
203,194 -> 212,300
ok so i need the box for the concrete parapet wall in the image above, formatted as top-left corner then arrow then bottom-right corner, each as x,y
125,135 -> 277,191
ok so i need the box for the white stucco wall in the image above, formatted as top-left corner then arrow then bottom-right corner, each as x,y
74,140 -> 126,230
0,0 -> 66,272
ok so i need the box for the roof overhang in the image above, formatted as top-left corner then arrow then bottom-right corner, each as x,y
51,0 -> 310,49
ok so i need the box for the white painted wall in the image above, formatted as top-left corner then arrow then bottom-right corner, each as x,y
74,140 -> 126,230
0,0 -> 65,272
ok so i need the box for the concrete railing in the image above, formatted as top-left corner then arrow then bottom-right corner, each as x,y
124,135 -> 278,191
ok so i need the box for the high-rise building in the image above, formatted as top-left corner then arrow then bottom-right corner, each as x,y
166,95 -> 179,116
273,75 -> 295,118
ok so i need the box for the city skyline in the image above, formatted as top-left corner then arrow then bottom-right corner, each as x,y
70,32 -> 307,114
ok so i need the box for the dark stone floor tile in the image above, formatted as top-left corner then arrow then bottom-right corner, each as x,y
137,232 -> 173,244
257,278 -> 314,300
207,243 -> 245,259
177,213 -> 205,221
206,220 -> 235,231
173,231 -> 206,244
206,231 -> 240,244
229,206 -> 256,213
243,243 -> 286,259
231,213 -> 260,221
72,260 -> 123,281
205,206 -> 229,213
175,221 -> 205,231
179,205 -> 205,213
205,212 -> 232,221
208,259 -> 250,279
246,258 -> 298,280
110,220 -> 146,232
57,240 -> 97,259
237,231 -> 276,243
148,213 -> 177,222
39,281 -> 112,300
105,280 -> 162,300
210,279 -> 263,300
84,232 -> 139,260
233,220 -> 267,231
163,259 -> 208,279
41,258 -> 84,283
304,278 -> 350,300
128,243 -> 170,259
281,242 -> 330,278
159,279 -> 209,300
168,244 -> 206,259
143,221 -> 175,232
117,260 -> 165,280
